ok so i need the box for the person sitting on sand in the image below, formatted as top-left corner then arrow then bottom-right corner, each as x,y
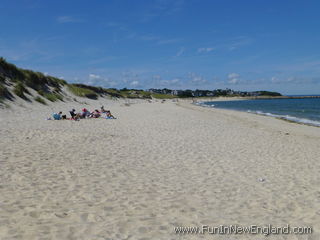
81,108 -> 90,118
105,110 -> 116,119
69,109 -> 76,119
53,111 -> 62,120
100,106 -> 107,113
73,113 -> 81,121
91,109 -> 101,118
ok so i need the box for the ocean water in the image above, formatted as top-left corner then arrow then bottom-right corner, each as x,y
199,98 -> 320,127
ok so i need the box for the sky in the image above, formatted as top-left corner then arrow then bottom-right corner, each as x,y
1,0 -> 320,95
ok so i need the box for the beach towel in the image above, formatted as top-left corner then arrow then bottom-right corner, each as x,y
53,113 -> 61,120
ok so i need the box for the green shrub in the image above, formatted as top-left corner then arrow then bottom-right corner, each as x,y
0,74 -> 5,83
151,93 -> 176,99
72,84 -> 104,94
13,82 -> 29,99
0,83 -> 8,99
0,57 -> 24,80
37,89 -> 63,101
37,89 -> 45,96
67,84 -> 98,99
139,91 -> 152,99
1,58 -> 66,95
44,92 -> 63,102
34,96 -> 46,104
53,86 -> 61,93
48,76 -> 67,86
103,88 -> 123,98
53,93 -> 63,101
23,70 -> 48,90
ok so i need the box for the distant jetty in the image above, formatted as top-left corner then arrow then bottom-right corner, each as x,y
251,95 -> 320,100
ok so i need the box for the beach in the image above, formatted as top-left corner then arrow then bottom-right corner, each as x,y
0,98 -> 320,240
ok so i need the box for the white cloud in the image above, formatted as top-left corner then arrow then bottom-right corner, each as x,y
89,74 -> 101,80
228,73 -> 239,79
197,47 -> 214,53
228,78 -> 239,84
227,73 -> 240,84
121,71 -> 140,85
159,78 -> 181,86
188,72 -> 207,85
130,80 -> 140,87
87,73 -> 116,87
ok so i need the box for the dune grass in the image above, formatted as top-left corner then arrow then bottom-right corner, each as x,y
151,93 -> 176,99
13,82 -> 30,99
34,96 -> 47,105
1,57 -> 66,95
0,83 -> 8,99
45,93 -> 63,102
118,89 -> 152,99
0,74 -> 5,83
67,84 -> 98,99
37,90 -> 63,102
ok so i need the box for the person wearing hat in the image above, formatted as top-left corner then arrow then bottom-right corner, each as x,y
81,108 -> 90,118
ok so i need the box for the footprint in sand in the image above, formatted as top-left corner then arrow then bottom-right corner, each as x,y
55,212 -> 68,218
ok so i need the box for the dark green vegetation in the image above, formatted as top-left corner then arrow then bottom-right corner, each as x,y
13,82 -> 30,99
0,57 -> 66,102
255,91 -> 282,97
0,83 -> 11,100
67,84 -> 100,99
37,90 -> 63,102
149,93 -> 176,99
34,96 -> 47,105
67,84 -> 154,99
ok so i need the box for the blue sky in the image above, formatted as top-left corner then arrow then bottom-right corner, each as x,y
1,0 -> 320,94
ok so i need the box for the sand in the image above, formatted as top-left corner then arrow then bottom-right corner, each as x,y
0,98 -> 320,240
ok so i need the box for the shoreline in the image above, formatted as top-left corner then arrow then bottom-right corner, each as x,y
192,98 -> 320,128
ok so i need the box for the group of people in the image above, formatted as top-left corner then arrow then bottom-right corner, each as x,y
52,106 -> 116,120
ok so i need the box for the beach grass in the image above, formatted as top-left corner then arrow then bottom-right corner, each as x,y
118,89 -> 152,99
67,84 -> 99,99
34,96 -> 47,105
151,93 -> 176,99
0,83 -> 8,99
13,82 -> 30,99
37,90 -> 63,102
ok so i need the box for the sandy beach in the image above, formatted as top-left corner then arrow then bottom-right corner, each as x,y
1,98 -> 320,240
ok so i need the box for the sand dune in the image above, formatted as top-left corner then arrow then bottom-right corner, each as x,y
0,99 -> 319,239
